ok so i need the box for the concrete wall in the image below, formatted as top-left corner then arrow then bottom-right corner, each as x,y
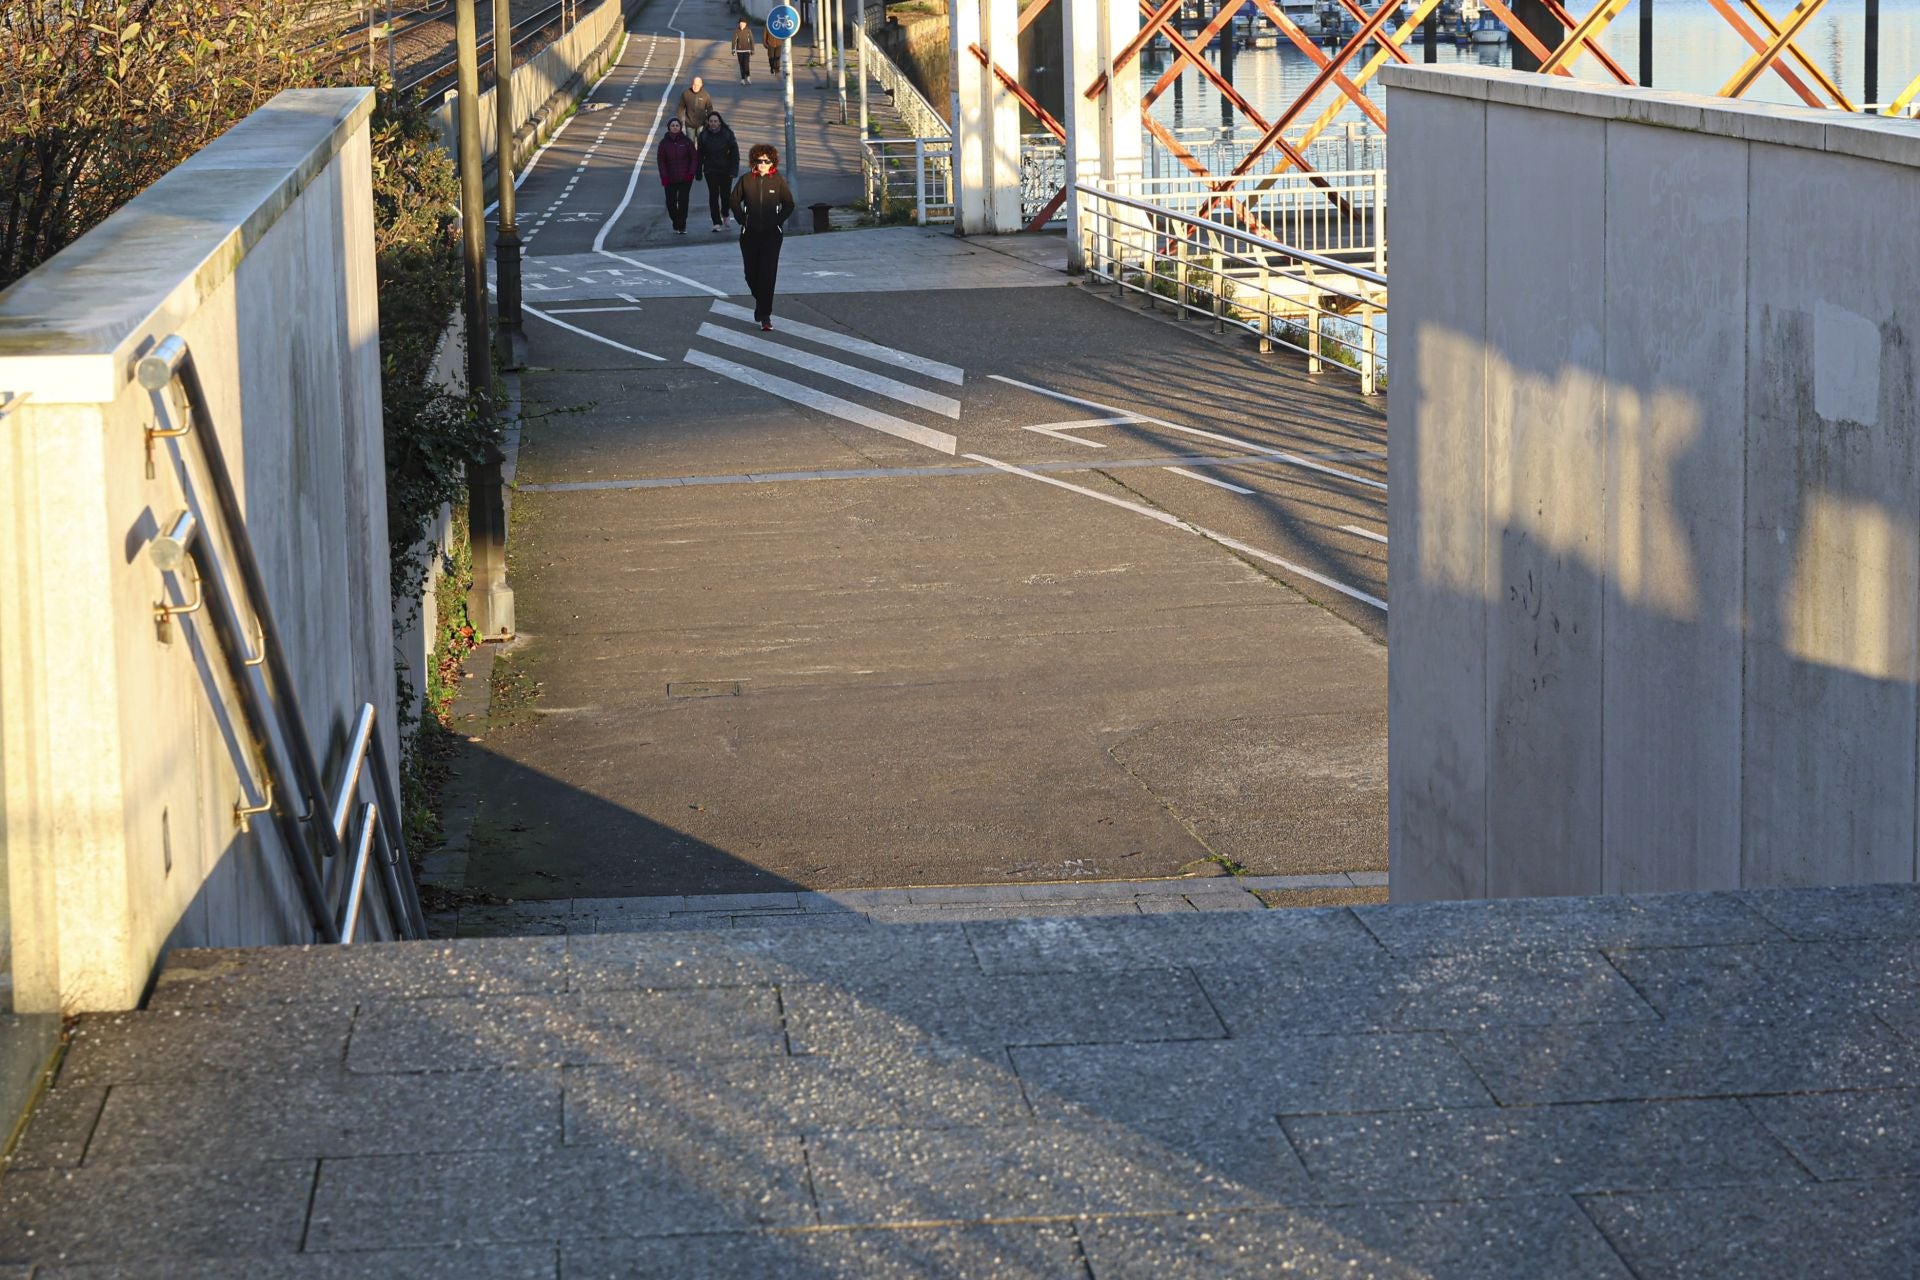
434,0 -> 628,173
0,88 -> 398,1013
1383,65 -> 1920,900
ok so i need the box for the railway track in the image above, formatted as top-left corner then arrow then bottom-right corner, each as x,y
314,0 -> 574,102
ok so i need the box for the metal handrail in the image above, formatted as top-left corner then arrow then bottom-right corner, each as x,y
136,335 -> 427,944
857,27 -> 949,141
1075,182 -> 1387,395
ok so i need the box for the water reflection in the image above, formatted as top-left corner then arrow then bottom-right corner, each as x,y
1148,0 -> 1920,137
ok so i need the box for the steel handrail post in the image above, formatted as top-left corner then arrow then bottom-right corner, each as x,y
367,725 -> 428,936
915,138 -> 927,225
493,0 -> 525,369
338,801 -> 378,943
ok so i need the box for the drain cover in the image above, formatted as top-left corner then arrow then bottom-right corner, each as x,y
668,681 -> 743,699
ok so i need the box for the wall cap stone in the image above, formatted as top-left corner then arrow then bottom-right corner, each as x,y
0,87 -> 375,405
1380,65 -> 1919,168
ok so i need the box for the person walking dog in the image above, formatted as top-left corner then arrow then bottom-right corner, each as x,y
731,19 -> 755,82
730,143 -> 795,330
763,24 -> 783,76
696,111 -> 739,232
656,117 -> 698,233
677,75 -> 714,134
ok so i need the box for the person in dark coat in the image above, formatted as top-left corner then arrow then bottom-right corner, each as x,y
729,143 -> 795,330
655,117 -> 698,233
763,25 -> 783,76
677,76 -> 714,134
696,111 -> 739,232
731,20 -> 755,82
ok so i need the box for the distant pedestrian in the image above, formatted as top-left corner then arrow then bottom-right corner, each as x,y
656,117 -> 698,234
697,111 -> 740,232
731,20 -> 754,82
764,25 -> 783,76
730,143 -> 795,330
677,75 -> 713,134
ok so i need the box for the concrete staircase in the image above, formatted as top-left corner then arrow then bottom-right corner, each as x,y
1,884 -> 1915,1276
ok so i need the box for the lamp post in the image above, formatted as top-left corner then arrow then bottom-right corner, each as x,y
493,0 -> 524,369
455,0 -> 515,640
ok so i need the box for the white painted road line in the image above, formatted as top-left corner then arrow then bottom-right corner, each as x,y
989,374 -> 1385,492
964,453 -> 1386,612
547,306 -> 645,314
602,247 -> 727,298
695,323 -> 962,418
1342,524 -> 1389,545
1166,467 -> 1255,495
593,10 -> 685,255
525,305 -> 665,361
710,301 -> 964,385
686,349 -> 959,455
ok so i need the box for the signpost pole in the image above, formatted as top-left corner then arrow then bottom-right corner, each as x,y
770,4 -> 802,225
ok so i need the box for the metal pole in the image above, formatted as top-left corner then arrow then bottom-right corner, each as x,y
1866,0 -> 1880,109
856,0 -> 869,137
915,137 -> 927,225
1423,8 -> 1437,62
493,0 -> 523,369
784,34 -> 799,221
1639,0 -> 1653,86
386,0 -> 396,81
836,0 -> 849,123
453,0 -> 489,398
455,0 -> 514,640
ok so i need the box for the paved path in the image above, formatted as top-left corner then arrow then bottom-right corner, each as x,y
445,0 -> 1391,901
4,883 -> 1916,1275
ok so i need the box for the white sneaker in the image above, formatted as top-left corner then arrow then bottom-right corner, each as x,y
712,223 -> 723,232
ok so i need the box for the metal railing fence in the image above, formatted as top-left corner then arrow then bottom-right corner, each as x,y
858,27 -> 950,141
138,335 -> 429,945
1075,182 -> 1388,396
1117,169 -> 1386,271
863,137 -> 955,224
1147,122 -> 1386,180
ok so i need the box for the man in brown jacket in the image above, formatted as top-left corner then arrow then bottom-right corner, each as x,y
731,19 -> 755,82
763,25 -> 784,76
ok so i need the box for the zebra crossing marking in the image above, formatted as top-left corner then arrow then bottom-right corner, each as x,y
709,301 -> 964,385
684,350 -> 958,455
695,324 -> 961,419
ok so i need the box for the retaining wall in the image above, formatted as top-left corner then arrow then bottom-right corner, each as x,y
433,0 -> 628,172
0,89 -> 398,1013
1383,65 -> 1920,899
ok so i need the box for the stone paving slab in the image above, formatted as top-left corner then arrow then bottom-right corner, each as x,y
1076,1199 -> 1635,1279
806,1119 -> 1313,1224
1745,1088 -> 1920,1179
1350,891 -> 1784,956
1282,1100 -> 1808,1198
964,909 -> 1385,976
1578,1179 -> 1920,1279
563,1052 -> 1030,1139
149,939 -> 568,1008
1739,882 -> 1920,941
1010,1033 -> 1494,1121
1200,948 -> 1658,1036
1447,1018 -> 1913,1105
83,1070 -> 563,1166
564,923 -> 979,990
346,989 -> 786,1071
305,1143 -> 815,1249
783,969 -> 1226,1055
34,1245 -> 561,1279
5,1086 -> 105,1169
57,1004 -> 355,1084
560,1224 -> 1085,1279
0,1160 -> 316,1262
1603,938 -> 1920,1024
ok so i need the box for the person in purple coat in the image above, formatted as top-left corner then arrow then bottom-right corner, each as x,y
655,118 -> 699,234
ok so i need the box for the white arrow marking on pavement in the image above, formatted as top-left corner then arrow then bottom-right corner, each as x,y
963,453 -> 1386,612
695,324 -> 961,418
802,270 -> 853,277
710,301 -> 963,385
687,350 -> 958,455
526,305 -> 664,361
989,374 -> 1385,492
1165,467 -> 1255,495
1020,417 -> 1135,448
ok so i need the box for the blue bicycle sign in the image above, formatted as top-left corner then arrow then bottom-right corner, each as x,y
767,4 -> 800,39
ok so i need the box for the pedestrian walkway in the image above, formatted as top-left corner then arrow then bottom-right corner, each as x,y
4,884 -> 1915,1275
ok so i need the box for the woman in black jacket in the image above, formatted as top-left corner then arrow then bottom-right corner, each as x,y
729,143 -> 795,330
696,111 -> 739,232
